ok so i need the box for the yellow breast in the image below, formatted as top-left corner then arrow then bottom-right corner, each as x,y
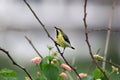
56,31 -> 67,48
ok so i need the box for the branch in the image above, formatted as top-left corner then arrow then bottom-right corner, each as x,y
102,59 -> 120,69
0,47 -> 33,80
23,0 -> 82,80
88,28 -> 120,33
93,54 -> 120,69
23,0 -> 55,42
83,0 -> 109,80
25,36 -> 43,58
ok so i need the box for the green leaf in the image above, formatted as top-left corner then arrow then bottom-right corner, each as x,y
93,67 -> 103,79
35,77 -> 47,80
43,64 -> 59,80
0,68 -> 17,80
57,76 -> 64,80
0,68 -> 17,77
39,55 -> 62,80
82,75 -> 93,80
40,56 -> 54,71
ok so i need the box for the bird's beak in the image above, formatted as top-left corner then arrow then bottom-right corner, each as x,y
54,26 -> 57,29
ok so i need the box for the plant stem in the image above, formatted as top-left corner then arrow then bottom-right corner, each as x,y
83,0 -> 109,79
103,1 -> 116,69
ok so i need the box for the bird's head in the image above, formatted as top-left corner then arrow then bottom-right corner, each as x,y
55,26 -> 63,31
54,26 -> 60,30
54,26 -> 63,35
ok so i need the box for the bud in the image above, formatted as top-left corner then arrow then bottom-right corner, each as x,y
47,45 -> 54,51
31,57 -> 42,64
60,63 -> 71,71
51,61 -> 54,64
112,66 -> 119,74
37,72 -> 40,77
25,77 -> 31,80
59,72 -> 67,78
52,59 -> 57,63
93,54 -> 103,61
52,52 -> 58,56
78,73 -> 87,78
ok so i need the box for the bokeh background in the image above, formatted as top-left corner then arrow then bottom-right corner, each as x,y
0,0 -> 120,79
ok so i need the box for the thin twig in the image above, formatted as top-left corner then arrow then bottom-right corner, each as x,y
103,1 -> 116,69
96,48 -> 101,54
23,0 -> 82,80
0,47 -> 33,80
100,59 -> 120,69
83,0 -> 109,80
25,36 -> 43,58
95,48 -> 120,69
23,0 -> 55,42
88,28 -> 120,33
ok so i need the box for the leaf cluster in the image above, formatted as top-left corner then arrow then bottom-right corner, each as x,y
0,68 -> 17,80
36,55 -> 66,80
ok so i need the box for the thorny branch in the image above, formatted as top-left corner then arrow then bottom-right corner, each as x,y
83,0 -> 109,80
23,0 -> 82,80
0,47 -> 33,80
25,36 -> 43,58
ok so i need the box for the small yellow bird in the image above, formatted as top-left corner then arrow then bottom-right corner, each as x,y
55,27 -> 75,50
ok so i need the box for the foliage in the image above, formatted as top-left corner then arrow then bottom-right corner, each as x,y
0,68 -> 17,80
1,46 -> 120,80
38,55 -> 61,80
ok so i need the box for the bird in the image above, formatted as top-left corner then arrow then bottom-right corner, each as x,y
54,27 -> 75,51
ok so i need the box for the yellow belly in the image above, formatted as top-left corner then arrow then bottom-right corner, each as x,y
56,34 -> 68,48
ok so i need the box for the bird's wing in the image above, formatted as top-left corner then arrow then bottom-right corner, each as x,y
62,32 -> 71,44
